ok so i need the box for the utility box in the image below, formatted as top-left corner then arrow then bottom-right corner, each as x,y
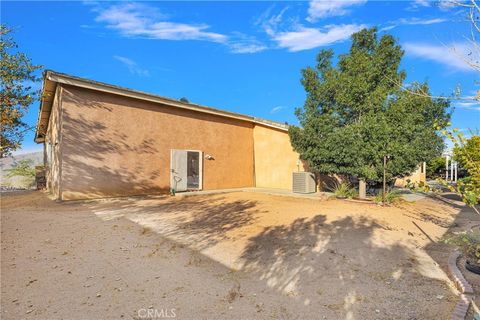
292,172 -> 316,194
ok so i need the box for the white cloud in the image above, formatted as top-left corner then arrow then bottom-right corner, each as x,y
307,0 -> 367,22
403,42 -> 477,72
95,3 -> 227,43
228,32 -> 268,54
412,0 -> 431,7
272,24 -> 366,52
229,42 -> 267,54
257,6 -> 364,52
91,3 -> 268,54
455,101 -> 480,111
259,6 -> 290,37
437,0 -> 456,10
408,0 -> 455,10
398,17 -> 447,25
113,55 -> 150,77
380,17 -> 447,31
270,106 -> 285,114
380,25 -> 396,32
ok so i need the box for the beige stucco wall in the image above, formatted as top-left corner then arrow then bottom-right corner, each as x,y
58,85 -> 255,200
45,86 -> 62,199
253,124 -> 303,190
394,162 -> 426,187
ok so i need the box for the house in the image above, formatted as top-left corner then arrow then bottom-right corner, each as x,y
35,71 -> 428,200
35,71 -> 304,200
394,162 -> 426,188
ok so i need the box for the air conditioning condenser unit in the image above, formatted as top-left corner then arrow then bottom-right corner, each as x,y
292,172 -> 316,194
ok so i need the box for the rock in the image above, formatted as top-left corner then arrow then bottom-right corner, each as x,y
436,295 -> 444,300
96,293 -> 101,298
375,309 -> 380,313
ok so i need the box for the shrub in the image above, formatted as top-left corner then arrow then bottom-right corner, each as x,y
405,180 -> 441,193
374,189 -> 402,204
330,182 -> 357,198
444,230 -> 480,264
6,159 -> 36,188
440,130 -> 480,210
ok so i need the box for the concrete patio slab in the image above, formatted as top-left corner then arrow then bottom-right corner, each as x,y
175,187 -> 333,200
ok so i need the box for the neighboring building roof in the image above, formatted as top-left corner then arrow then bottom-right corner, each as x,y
34,70 -> 289,143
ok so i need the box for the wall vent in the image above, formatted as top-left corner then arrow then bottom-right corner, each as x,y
292,172 -> 316,194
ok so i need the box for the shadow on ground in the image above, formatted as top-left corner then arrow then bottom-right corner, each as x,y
237,214 -> 452,318
88,195 -> 261,250
84,193 -> 457,319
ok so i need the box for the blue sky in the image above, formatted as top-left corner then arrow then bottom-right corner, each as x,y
2,0 -> 479,154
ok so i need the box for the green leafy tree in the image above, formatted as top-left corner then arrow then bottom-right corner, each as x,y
426,156 -> 446,179
445,131 -> 480,210
454,135 -> 480,168
289,28 -> 450,187
1,25 -> 43,158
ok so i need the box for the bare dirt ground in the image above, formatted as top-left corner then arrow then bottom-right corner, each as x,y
0,190 -> 467,319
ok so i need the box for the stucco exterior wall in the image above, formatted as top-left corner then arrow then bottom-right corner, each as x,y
45,86 -> 62,199
253,124 -> 303,190
59,86 -> 254,200
394,162 -> 426,187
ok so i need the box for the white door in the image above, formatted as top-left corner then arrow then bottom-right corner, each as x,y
171,149 -> 203,192
171,150 -> 188,192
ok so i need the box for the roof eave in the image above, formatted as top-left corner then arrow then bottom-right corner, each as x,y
47,71 -> 258,123
34,72 -> 57,143
33,70 -> 290,144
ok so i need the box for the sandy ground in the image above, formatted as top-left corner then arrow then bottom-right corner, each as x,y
0,190 -> 467,319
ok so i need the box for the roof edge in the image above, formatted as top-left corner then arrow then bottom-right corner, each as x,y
34,70 -> 289,143
34,72 -> 57,143
45,70 -> 289,131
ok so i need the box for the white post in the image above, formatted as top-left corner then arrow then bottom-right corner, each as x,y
445,156 -> 447,181
359,179 -> 366,199
422,162 -> 426,180
451,160 -> 454,183
454,162 -> 458,182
